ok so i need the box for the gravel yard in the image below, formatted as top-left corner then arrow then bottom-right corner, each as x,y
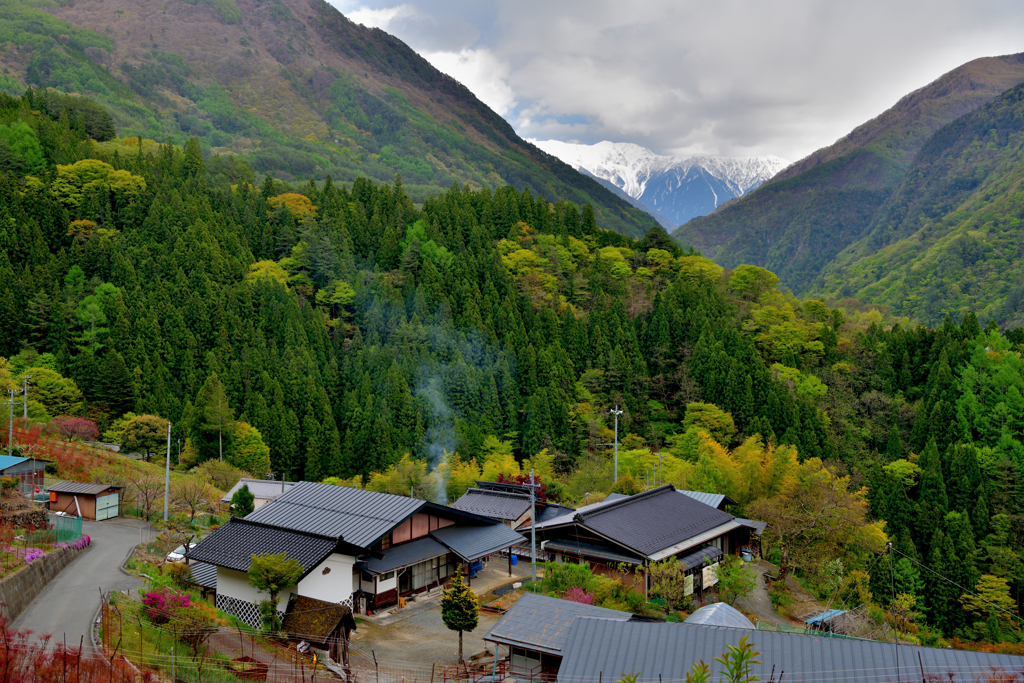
352,606 -> 503,668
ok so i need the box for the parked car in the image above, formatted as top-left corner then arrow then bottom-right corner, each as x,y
165,543 -> 196,563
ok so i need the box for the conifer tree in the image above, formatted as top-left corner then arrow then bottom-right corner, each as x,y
441,571 -> 478,662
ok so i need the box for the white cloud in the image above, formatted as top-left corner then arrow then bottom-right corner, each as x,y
421,49 -> 517,116
344,4 -> 413,30
326,0 -> 1024,160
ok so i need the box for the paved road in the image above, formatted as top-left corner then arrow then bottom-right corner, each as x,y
12,517 -> 151,649
735,558 -> 790,628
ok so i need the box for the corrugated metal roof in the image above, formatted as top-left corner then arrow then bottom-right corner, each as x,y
557,619 -> 1024,683
685,603 -> 754,630
188,562 -> 217,589
486,593 -> 630,656
0,456 -> 27,471
362,537 -> 449,575
47,482 -> 122,495
735,517 -> 767,535
186,519 -> 335,574
244,481 -> 424,548
221,478 -> 295,503
573,485 -> 735,557
676,545 -> 722,569
534,504 -> 575,524
430,524 -> 525,562
677,489 -> 738,509
451,489 -> 532,521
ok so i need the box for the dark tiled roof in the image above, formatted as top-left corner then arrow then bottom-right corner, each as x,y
281,596 -> 355,645
188,562 -> 217,589
430,524 -> 525,562
735,518 -> 767,535
47,482 -> 122,495
677,489 -> 738,509
186,519 -> 335,574
573,485 -> 734,556
558,619 -> 1024,683
475,480 -> 533,495
451,489 -> 532,521
542,539 -> 642,565
245,481 -> 423,547
221,478 -> 295,503
485,593 -> 630,656
362,537 -> 449,575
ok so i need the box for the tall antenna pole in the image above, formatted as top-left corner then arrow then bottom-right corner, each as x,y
164,421 -> 172,522
21,376 -> 31,420
610,406 -> 622,483
530,468 -> 537,588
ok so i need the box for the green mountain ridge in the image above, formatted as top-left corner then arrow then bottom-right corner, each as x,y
813,82 -> 1024,324
672,53 -> 1024,305
0,0 -> 656,236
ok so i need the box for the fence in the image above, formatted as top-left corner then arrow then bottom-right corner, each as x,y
53,513 -> 82,542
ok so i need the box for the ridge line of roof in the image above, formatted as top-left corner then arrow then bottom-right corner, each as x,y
267,481 -> 427,525
230,515 -> 340,542
576,483 -> 678,520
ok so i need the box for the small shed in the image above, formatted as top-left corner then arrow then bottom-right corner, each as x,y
47,482 -> 123,520
0,456 -> 48,495
281,595 -> 357,664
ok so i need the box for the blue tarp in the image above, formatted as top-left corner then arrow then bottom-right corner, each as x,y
805,609 -> 846,625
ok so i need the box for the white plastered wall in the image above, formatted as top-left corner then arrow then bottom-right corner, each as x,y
217,567 -> 296,612
298,553 -> 355,603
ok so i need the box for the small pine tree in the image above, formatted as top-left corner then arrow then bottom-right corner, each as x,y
441,570 -> 479,661
231,484 -> 255,518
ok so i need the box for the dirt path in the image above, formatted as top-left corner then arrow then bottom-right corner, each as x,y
735,559 -> 789,628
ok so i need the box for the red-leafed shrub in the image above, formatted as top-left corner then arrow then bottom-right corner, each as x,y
141,587 -> 192,624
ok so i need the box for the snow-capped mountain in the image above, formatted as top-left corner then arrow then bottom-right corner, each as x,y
531,140 -> 789,229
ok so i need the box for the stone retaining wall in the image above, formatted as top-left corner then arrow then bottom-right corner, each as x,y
0,544 -> 89,622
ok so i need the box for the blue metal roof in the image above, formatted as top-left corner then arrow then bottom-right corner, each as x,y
430,523 -> 525,562
805,609 -> 846,625
0,456 -> 28,471
486,593 -> 630,656
362,536 -> 449,575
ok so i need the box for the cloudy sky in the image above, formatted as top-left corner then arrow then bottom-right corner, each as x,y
326,0 -> 1024,162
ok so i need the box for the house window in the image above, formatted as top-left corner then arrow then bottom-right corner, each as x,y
381,535 -> 391,550
381,571 -> 395,580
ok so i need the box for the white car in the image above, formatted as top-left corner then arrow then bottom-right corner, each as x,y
165,543 -> 196,563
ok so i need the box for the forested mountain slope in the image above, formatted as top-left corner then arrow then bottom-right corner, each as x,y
813,83 -> 1024,325
672,53 -> 1024,293
0,0 -> 654,236
1,90 -> 1023,647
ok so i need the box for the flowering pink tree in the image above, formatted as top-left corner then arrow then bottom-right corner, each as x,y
563,586 -> 595,605
47,415 -> 98,442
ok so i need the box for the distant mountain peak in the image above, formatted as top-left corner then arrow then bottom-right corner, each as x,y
530,140 -> 788,228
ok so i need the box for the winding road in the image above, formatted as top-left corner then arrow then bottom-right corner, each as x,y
12,517 -> 150,649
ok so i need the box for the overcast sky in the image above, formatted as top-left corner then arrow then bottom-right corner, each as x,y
326,0 -> 1024,162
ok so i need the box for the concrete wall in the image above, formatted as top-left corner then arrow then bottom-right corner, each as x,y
298,553 -> 354,603
0,544 -> 87,622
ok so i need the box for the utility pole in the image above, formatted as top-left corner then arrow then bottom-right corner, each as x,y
163,421 -> 172,522
4,390 -> 20,457
21,375 -> 31,420
610,405 -> 623,484
529,468 -> 537,587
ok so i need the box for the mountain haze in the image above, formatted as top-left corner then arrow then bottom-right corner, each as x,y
0,0 -> 657,236
672,53 -> 1024,293
534,140 -> 787,228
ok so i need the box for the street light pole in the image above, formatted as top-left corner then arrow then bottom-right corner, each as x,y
610,405 -> 623,484
163,421 -> 172,522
